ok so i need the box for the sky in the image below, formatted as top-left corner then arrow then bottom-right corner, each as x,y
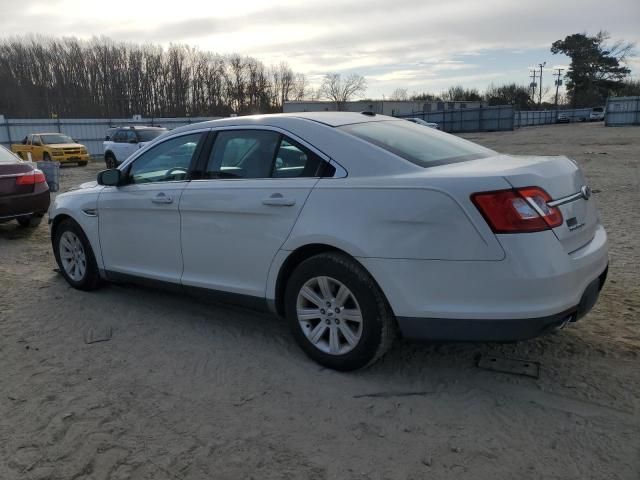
0,0 -> 638,100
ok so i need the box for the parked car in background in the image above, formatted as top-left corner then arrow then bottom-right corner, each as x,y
103,126 -> 168,168
11,133 -> 90,166
0,145 -> 50,227
590,107 -> 605,122
556,113 -> 570,123
50,112 -> 608,370
404,117 -> 439,129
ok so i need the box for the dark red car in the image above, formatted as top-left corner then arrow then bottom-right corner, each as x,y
0,145 -> 50,227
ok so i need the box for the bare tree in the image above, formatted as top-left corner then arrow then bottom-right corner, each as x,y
292,73 -> 308,101
319,73 -> 367,108
389,87 -> 408,101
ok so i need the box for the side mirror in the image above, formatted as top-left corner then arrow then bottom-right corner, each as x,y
97,169 -> 123,186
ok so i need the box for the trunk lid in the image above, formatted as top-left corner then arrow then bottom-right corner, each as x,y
495,155 -> 598,253
428,154 -> 598,252
0,162 -> 34,196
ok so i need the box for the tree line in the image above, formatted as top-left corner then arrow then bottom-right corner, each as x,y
0,37 -> 308,118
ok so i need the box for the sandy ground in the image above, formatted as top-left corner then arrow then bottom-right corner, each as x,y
1,122 -> 639,480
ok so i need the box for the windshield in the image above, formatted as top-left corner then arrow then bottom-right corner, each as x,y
0,145 -> 19,163
137,129 -> 167,142
339,120 -> 495,167
592,107 -> 604,112
40,134 -> 74,144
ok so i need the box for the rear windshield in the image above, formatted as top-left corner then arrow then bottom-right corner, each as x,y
0,145 -> 19,163
137,129 -> 167,142
592,107 -> 604,112
339,120 -> 495,167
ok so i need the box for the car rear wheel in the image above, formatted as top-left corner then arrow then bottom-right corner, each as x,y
285,252 -> 396,371
16,215 -> 42,228
79,161 -> 88,167
53,219 -> 101,291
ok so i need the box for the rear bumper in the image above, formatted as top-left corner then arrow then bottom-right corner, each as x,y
358,224 -> 608,340
0,189 -> 50,221
397,267 -> 607,341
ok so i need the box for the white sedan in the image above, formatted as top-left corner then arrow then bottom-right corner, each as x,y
49,112 -> 608,370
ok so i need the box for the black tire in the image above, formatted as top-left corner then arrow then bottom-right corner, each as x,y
79,161 -> 88,167
16,215 -> 43,228
52,218 -> 102,291
105,153 -> 116,169
285,252 -> 396,371
43,153 -> 51,162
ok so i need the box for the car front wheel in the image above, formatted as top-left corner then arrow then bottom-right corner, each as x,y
285,252 -> 396,371
53,219 -> 101,291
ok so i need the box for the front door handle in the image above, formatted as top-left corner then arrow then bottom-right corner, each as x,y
262,193 -> 295,206
151,192 -> 173,204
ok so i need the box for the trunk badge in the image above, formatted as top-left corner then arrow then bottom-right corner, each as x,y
581,185 -> 592,200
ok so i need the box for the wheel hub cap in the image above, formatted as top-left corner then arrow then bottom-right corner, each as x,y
59,231 -> 87,282
296,276 -> 363,355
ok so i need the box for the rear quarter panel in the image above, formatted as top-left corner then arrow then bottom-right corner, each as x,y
282,175 -> 508,261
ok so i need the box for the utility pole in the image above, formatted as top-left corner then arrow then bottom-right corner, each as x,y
553,68 -> 564,109
529,69 -> 538,106
538,62 -> 546,107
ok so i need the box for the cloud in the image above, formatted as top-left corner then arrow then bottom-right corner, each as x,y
0,0 -> 638,96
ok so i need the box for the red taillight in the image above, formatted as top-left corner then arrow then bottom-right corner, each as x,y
471,187 -> 563,233
15,170 -> 47,186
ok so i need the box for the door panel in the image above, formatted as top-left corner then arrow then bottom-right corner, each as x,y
97,132 -> 206,283
179,178 -> 317,296
98,182 -> 188,281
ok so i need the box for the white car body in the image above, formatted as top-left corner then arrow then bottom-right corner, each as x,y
51,112 -> 608,347
103,126 -> 167,166
589,108 -> 605,121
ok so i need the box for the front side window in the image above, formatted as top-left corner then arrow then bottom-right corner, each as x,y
127,133 -> 203,184
137,129 -> 167,142
113,131 -> 126,143
339,120 -> 495,167
126,131 -> 137,143
32,135 -> 42,146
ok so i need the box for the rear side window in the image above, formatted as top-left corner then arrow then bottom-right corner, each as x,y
205,130 -> 329,179
0,145 -> 19,163
339,120 -> 495,167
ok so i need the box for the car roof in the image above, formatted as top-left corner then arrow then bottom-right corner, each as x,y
32,132 -> 68,135
173,112 -> 397,132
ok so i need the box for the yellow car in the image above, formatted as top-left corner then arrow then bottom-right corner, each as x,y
11,133 -> 90,166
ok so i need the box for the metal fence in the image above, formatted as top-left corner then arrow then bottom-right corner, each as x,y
394,105 -> 515,132
514,108 -> 592,128
0,116 -> 221,156
606,96 -> 640,126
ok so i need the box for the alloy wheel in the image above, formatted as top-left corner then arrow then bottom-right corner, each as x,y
296,276 -> 363,355
59,231 -> 87,281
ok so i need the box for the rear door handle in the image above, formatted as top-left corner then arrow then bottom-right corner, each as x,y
262,193 -> 296,206
151,192 -> 173,204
